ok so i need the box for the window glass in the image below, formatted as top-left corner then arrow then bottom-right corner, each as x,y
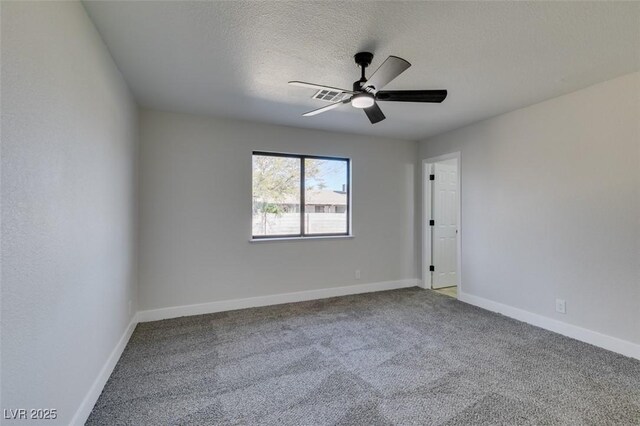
252,155 -> 301,237
252,152 -> 350,239
304,158 -> 348,235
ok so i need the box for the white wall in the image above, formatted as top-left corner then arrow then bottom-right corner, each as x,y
419,72 -> 640,345
1,2 -> 138,424
139,109 -> 417,311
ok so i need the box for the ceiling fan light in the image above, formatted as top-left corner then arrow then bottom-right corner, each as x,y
351,93 -> 375,109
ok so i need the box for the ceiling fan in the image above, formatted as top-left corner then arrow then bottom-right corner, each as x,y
289,52 -> 447,124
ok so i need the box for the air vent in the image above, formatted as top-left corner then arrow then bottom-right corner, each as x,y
312,89 -> 349,103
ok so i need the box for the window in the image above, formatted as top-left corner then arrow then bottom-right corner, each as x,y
252,152 -> 350,239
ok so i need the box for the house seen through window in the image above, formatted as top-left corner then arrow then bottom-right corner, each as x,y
252,152 -> 350,238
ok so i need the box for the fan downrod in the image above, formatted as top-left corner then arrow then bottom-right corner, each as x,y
353,52 -> 374,91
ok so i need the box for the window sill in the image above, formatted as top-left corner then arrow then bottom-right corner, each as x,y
249,235 -> 354,243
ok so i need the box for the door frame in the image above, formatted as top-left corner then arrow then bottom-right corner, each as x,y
422,152 -> 462,295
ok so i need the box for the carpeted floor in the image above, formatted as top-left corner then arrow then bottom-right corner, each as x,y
87,287 -> 640,425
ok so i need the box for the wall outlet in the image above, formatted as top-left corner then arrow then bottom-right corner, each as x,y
355,270 -> 361,280
555,298 -> 566,314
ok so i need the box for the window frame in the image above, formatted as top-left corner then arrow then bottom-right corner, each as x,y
251,151 -> 351,240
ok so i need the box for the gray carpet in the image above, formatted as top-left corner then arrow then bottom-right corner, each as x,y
87,288 -> 640,425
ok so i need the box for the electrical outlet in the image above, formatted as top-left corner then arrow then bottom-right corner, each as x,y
355,270 -> 361,280
555,299 -> 566,314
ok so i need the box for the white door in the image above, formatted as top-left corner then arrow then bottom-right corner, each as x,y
431,161 -> 458,289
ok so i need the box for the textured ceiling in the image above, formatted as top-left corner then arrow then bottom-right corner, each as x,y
83,1 -> 640,141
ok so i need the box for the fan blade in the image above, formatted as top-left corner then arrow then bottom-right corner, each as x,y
363,56 -> 411,91
302,99 -> 350,117
363,102 -> 386,124
289,81 -> 356,94
376,90 -> 447,103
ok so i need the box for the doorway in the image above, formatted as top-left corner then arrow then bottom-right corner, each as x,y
423,153 -> 461,298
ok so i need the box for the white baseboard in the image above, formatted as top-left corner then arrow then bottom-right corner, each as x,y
70,316 -> 139,426
137,279 -> 420,323
458,290 -> 640,361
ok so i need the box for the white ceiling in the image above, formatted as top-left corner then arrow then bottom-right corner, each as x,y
83,1 -> 640,141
